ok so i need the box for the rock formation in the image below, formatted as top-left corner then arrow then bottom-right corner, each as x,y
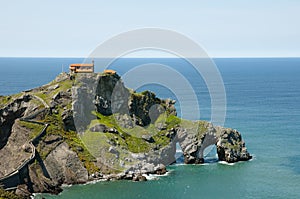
0,72 -> 251,197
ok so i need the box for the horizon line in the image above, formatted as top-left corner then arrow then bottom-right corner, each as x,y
0,56 -> 300,59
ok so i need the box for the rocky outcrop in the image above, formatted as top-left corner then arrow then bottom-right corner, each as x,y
0,71 -> 252,197
175,121 -> 251,164
128,91 -> 176,126
0,95 -> 31,149
28,163 -> 62,194
95,73 -> 129,116
74,73 -> 177,129
0,120 -> 33,177
61,109 -> 75,131
216,128 -> 252,163
44,142 -> 88,185
123,140 -> 177,175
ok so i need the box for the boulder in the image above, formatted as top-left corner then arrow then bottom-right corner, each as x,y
154,164 -> 167,175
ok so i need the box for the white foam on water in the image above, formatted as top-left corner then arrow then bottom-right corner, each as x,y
144,170 -> 172,180
85,178 -> 107,185
218,161 -> 236,166
143,174 -> 159,180
61,184 -> 73,188
249,154 -> 256,161
172,162 -> 213,166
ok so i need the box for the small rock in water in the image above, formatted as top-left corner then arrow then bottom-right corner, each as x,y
132,174 -> 147,182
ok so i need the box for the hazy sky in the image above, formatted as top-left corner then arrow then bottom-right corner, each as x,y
1,0 -> 299,57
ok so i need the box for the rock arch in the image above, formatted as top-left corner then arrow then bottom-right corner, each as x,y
196,132 -> 218,163
175,124 -> 252,164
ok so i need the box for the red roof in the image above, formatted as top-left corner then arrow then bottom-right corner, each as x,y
104,69 -> 116,74
70,63 -> 94,67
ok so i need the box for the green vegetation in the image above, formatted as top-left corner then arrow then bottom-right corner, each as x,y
18,120 -> 44,139
34,92 -> 48,104
179,119 -> 209,138
0,188 -> 23,199
125,136 -> 150,153
40,111 -> 100,174
197,121 -> 209,135
80,131 -> 127,172
0,93 -> 23,108
0,96 -> 11,107
152,130 -> 170,147
87,111 -> 186,153
88,111 -> 152,153
57,78 -> 73,91
35,77 -> 73,105
64,130 -> 100,174
165,114 -> 181,129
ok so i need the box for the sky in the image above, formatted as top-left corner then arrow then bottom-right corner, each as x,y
0,0 -> 299,58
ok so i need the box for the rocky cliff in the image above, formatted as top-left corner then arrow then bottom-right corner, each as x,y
0,72 -> 251,197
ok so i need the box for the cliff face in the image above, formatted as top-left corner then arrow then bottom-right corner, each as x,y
71,73 -> 179,175
0,72 -> 251,196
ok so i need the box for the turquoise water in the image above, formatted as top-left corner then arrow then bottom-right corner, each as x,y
1,58 -> 300,198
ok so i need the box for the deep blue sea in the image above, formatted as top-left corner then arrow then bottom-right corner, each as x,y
1,57 -> 300,198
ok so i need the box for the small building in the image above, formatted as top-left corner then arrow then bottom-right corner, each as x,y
103,69 -> 116,74
69,60 -> 94,73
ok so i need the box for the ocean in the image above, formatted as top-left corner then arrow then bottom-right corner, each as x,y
1,57 -> 300,198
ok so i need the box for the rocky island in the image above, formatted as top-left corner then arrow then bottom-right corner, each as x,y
0,71 -> 251,198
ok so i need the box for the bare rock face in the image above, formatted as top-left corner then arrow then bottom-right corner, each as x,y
129,91 -> 169,126
0,121 -> 33,177
44,142 -> 88,185
28,159 -> 63,194
72,74 -> 99,133
74,73 -> 177,128
61,109 -> 76,131
176,127 -> 198,164
95,73 -> 128,116
0,95 -> 31,149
